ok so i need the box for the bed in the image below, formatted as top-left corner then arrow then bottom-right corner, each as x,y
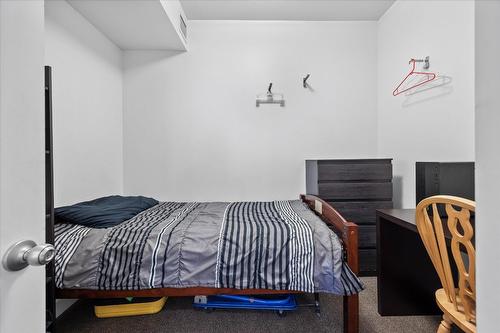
55,194 -> 362,333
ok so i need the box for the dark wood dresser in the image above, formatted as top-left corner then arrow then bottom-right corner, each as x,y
306,159 -> 393,275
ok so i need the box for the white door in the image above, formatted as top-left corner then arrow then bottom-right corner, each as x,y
0,1 -> 47,333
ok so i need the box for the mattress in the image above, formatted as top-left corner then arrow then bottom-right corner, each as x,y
54,200 -> 363,295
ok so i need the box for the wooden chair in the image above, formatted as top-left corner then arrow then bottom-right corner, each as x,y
415,195 -> 476,333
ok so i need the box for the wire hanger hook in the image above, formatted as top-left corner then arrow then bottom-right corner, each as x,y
393,56 -> 435,96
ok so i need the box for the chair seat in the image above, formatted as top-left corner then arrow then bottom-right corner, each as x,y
435,289 -> 476,333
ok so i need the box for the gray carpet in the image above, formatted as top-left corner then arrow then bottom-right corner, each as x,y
57,278 -> 446,333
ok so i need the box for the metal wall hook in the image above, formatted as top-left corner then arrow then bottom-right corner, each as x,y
267,83 -> 273,95
410,56 -> 430,70
257,82 -> 284,107
303,74 -> 310,88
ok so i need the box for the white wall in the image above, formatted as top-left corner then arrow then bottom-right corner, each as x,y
123,20 -> 378,202
475,1 -> 500,331
45,0 -> 123,206
377,0 -> 475,208
0,1 -> 45,332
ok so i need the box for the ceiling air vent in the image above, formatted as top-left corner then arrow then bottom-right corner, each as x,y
179,14 -> 187,41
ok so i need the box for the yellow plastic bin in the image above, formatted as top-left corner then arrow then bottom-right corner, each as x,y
94,297 -> 167,318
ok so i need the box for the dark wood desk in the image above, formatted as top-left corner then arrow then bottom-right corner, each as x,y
376,209 -> 444,316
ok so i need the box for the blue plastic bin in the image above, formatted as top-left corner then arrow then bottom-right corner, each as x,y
193,294 -> 297,316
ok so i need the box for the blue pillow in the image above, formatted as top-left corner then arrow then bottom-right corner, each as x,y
55,195 -> 159,228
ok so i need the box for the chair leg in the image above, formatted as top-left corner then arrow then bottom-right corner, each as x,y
437,315 -> 452,333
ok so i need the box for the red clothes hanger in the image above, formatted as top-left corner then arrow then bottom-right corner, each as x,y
392,57 -> 436,96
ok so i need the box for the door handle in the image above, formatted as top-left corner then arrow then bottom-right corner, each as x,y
2,240 -> 55,271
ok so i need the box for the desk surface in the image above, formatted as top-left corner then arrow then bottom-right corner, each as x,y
376,209 -> 416,230
377,208 -> 472,242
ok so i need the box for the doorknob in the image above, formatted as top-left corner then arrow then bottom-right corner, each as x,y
2,240 -> 55,271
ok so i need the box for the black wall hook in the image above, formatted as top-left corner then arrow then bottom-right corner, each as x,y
303,74 -> 310,88
267,83 -> 273,94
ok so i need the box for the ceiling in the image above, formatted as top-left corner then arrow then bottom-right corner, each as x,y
180,0 -> 395,21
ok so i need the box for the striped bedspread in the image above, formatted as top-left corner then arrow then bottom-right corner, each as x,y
54,200 -> 363,296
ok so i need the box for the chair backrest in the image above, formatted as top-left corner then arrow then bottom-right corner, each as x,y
415,195 -> 476,323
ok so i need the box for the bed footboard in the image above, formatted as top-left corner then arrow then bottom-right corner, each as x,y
300,194 -> 359,333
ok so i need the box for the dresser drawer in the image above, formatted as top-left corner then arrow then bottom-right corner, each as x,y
330,201 -> 393,224
359,225 -> 376,248
319,182 -> 393,200
318,163 -> 392,181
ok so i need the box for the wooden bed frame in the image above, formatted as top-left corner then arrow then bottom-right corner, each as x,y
56,194 -> 360,333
